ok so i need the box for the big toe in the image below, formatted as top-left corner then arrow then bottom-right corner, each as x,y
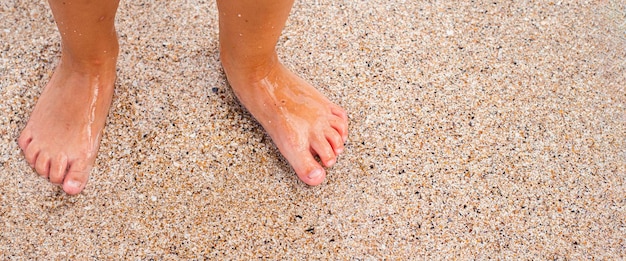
62,161 -> 92,195
285,149 -> 327,186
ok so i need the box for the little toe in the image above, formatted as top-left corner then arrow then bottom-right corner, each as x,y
34,153 -> 51,179
22,144 -> 39,168
329,115 -> 349,142
17,133 -> 32,151
62,161 -> 92,195
331,106 -> 348,121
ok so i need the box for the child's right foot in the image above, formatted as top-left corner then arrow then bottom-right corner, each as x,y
18,55 -> 116,195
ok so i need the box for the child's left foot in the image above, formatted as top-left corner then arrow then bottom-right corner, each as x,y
222,53 -> 348,185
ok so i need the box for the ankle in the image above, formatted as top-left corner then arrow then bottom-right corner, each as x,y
60,41 -> 119,71
220,49 -> 279,82
59,53 -> 118,75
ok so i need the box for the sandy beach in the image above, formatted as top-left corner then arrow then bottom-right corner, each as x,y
1,0 -> 624,259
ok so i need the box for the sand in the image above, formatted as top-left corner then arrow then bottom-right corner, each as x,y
1,0 -> 624,259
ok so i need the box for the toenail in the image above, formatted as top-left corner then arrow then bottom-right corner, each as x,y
335,147 -> 344,154
308,169 -> 323,179
67,180 -> 82,189
326,159 -> 336,167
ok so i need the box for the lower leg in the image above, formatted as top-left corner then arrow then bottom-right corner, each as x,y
18,0 -> 120,195
217,0 -> 349,185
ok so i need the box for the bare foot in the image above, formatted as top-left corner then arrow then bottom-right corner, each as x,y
222,53 -> 349,185
18,56 -> 116,195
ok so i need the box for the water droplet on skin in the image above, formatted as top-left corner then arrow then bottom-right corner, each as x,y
239,33 -> 243,37
237,14 -> 241,17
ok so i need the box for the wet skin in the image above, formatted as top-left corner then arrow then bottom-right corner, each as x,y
18,0 -> 119,195
19,0 -> 348,194
221,53 -> 348,185
18,57 -> 117,195
218,0 -> 349,185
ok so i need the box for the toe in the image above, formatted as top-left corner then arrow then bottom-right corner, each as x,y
284,148 -> 327,186
310,134 -> 336,167
62,160 -> 92,195
331,105 -> 348,121
325,128 -> 345,155
329,114 -> 349,142
34,153 -> 51,179
22,144 -> 39,168
49,155 -> 68,185
17,131 -> 32,151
